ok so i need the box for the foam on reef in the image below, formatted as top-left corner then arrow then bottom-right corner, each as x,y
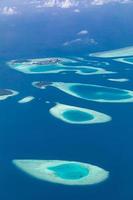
0,89 -> 18,100
51,82 -> 133,103
89,46 -> 133,58
13,159 -> 109,186
49,103 -> 111,124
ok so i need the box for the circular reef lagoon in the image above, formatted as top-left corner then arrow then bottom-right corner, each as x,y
7,58 -> 113,75
13,160 -> 109,186
0,89 -> 18,100
51,82 -> 133,103
49,103 -> 111,124
89,46 -> 133,58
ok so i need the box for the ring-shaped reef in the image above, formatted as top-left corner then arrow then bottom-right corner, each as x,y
0,89 -> 18,100
51,82 -> 133,103
13,160 -> 109,186
89,46 -> 133,58
8,58 -> 114,75
49,103 -> 111,124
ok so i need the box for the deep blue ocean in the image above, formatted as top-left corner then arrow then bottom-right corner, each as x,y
0,4 -> 133,200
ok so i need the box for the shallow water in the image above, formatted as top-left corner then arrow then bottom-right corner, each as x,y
63,110 -> 94,122
48,163 -> 89,180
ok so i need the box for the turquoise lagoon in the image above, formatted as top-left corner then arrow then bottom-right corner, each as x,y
48,163 -> 89,180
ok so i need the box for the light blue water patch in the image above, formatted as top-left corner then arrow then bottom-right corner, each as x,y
48,163 -> 89,180
29,64 -> 64,73
29,65 -> 98,74
51,82 -> 133,103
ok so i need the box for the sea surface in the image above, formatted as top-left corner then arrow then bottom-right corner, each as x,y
0,4 -> 133,200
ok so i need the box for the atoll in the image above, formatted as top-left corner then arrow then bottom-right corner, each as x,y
49,103 -> 111,124
51,82 -> 133,103
13,159 -> 109,186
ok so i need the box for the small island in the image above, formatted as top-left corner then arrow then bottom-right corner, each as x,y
31,58 -> 62,65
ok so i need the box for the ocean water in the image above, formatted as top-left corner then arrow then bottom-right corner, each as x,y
0,4 -> 133,200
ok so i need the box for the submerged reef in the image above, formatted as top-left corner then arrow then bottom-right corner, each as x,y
49,103 -> 111,124
51,82 -> 133,103
108,78 -> 129,82
18,96 -> 35,104
13,160 -> 109,186
90,46 -> 133,58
